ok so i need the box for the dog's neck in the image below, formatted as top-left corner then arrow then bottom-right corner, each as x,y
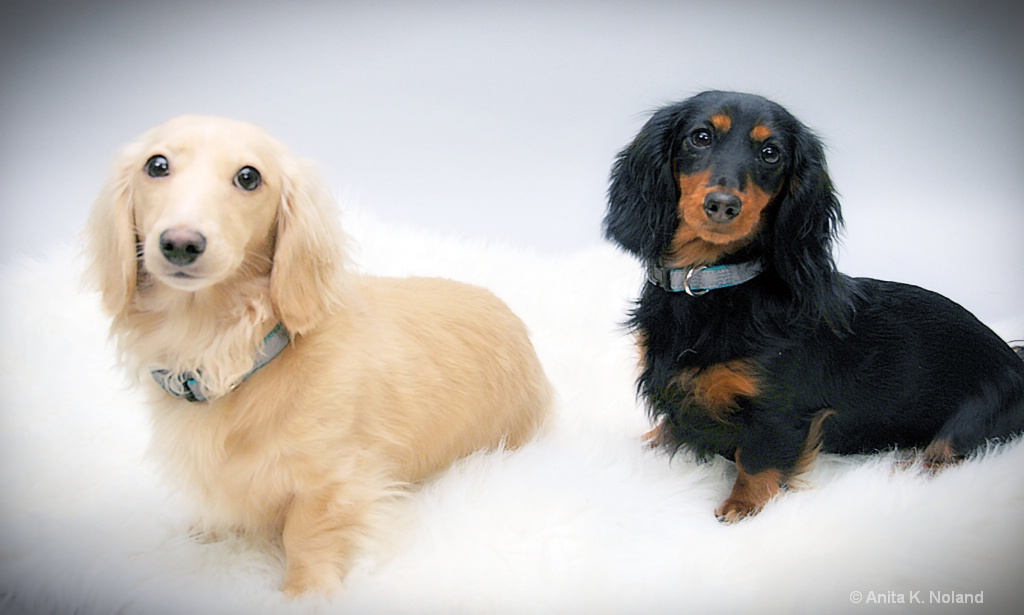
646,260 -> 765,296
150,321 -> 289,402
113,273 -> 286,400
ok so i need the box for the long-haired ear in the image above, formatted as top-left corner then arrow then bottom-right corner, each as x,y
85,144 -> 142,318
603,104 -> 686,262
271,157 -> 347,336
771,124 -> 851,326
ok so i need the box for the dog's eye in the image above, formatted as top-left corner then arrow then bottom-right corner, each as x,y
760,145 -> 781,164
234,166 -> 262,191
690,129 -> 713,148
144,155 -> 170,178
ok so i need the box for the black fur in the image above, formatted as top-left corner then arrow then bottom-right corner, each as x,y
604,91 -> 1024,518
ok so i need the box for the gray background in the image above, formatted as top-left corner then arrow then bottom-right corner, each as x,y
2,0 -> 1021,324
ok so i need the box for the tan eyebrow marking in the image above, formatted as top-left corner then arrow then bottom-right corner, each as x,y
710,113 -> 732,134
750,124 -> 772,141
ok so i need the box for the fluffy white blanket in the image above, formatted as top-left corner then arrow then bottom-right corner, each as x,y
2,210 -> 1022,615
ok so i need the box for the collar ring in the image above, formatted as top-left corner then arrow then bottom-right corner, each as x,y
682,266 -> 709,297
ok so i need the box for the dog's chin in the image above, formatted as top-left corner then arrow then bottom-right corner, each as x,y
150,268 -> 225,292
141,249 -> 238,292
694,219 -> 761,247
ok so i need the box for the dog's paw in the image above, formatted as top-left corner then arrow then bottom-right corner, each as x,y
920,438 -> 962,475
641,426 -> 661,449
189,524 -> 227,543
281,563 -> 343,597
715,498 -> 763,524
641,421 -> 670,449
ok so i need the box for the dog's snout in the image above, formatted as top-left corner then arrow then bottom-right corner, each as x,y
159,228 -> 207,266
703,192 -> 742,223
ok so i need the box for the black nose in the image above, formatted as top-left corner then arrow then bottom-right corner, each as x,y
703,192 -> 742,223
159,228 -> 207,266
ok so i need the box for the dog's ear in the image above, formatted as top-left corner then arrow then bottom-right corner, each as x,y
85,143 -> 142,318
771,124 -> 850,325
603,104 -> 686,263
271,157 -> 347,336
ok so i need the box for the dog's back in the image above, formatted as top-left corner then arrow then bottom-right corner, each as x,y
787,277 -> 1024,458
341,275 -> 552,482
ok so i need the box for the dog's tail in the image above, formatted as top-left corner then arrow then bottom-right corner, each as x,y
1007,335 -> 1024,360
1011,339 -> 1024,362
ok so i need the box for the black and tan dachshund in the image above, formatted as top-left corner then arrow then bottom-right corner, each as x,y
603,90 -> 1024,523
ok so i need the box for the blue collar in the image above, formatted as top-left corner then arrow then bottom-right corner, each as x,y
647,260 -> 765,296
150,322 -> 290,403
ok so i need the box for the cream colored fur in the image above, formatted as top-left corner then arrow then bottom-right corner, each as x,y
84,116 -> 551,595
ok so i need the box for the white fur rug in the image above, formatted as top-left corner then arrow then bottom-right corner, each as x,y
2,209 -> 1022,615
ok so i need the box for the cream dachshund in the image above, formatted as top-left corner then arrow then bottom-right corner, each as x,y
85,115 -> 552,595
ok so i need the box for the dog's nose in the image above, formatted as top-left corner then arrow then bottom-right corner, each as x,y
703,192 -> 742,223
159,228 -> 207,266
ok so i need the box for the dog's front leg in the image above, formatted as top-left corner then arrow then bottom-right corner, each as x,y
715,407 -> 831,522
715,412 -> 809,523
279,483 -> 367,596
715,451 -> 782,523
